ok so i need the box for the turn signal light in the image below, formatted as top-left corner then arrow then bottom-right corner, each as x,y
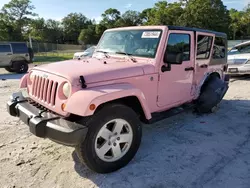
89,104 -> 96,111
61,103 -> 66,111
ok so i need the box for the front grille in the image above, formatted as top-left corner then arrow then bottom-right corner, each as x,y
31,75 -> 58,106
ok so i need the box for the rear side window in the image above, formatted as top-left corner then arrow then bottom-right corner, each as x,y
11,43 -> 28,54
213,37 -> 226,59
196,35 -> 213,59
166,33 -> 190,61
0,44 -> 11,53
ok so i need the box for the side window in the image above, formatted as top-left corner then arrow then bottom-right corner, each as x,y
0,45 -> 11,53
212,37 -> 226,59
11,43 -> 28,54
166,33 -> 190,61
196,35 -> 213,59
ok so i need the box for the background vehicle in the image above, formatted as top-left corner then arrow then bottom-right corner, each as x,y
73,46 -> 96,60
0,42 -> 33,74
227,40 -> 250,75
7,26 -> 229,174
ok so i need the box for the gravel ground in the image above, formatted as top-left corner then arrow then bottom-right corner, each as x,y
0,69 -> 250,188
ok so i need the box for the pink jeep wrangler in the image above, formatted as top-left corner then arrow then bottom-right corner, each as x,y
7,26 -> 229,173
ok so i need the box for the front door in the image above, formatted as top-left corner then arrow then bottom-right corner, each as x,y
157,30 -> 195,108
0,44 -> 12,67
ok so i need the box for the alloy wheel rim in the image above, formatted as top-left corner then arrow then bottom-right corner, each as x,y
95,119 -> 133,162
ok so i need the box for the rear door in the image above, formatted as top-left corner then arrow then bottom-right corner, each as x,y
10,43 -> 30,61
0,44 -> 12,67
194,32 -> 215,90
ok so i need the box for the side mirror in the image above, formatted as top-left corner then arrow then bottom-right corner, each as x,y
164,52 -> 183,65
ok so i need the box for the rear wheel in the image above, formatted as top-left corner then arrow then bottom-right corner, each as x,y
196,76 -> 228,113
76,103 -> 142,173
13,61 -> 28,74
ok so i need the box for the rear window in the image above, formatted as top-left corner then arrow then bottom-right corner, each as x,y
11,43 -> 28,54
213,37 -> 226,59
196,35 -> 213,59
0,44 -> 11,53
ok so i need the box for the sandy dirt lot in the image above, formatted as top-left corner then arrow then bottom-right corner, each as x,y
0,69 -> 250,188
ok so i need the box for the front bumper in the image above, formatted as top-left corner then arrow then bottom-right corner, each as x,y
7,92 -> 88,147
227,66 -> 250,75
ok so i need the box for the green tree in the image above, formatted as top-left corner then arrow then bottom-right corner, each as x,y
140,8 -> 152,24
95,23 -> 107,39
178,0 -> 230,33
44,19 -> 63,43
26,18 -> 46,41
241,4 -> 250,38
116,10 -> 142,26
62,13 -> 91,44
78,24 -> 99,45
229,9 -> 244,39
26,18 -> 63,43
100,8 -> 121,28
145,1 -> 184,25
0,0 -> 37,41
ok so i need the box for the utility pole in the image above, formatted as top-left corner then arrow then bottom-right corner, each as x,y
29,34 -> 33,48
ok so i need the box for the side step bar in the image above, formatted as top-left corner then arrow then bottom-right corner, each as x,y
146,103 -> 195,124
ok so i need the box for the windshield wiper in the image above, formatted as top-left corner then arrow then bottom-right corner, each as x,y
96,50 -> 110,58
115,51 -> 137,62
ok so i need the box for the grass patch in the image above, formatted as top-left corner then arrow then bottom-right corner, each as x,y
33,53 -> 74,64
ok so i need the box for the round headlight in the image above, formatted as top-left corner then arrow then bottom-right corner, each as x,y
29,72 -> 35,82
62,82 -> 71,98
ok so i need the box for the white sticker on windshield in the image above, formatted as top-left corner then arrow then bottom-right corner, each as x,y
141,31 -> 161,38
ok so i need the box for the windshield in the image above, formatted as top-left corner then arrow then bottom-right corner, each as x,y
96,29 -> 162,58
228,44 -> 250,55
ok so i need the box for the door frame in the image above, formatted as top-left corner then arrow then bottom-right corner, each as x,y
156,30 -> 195,109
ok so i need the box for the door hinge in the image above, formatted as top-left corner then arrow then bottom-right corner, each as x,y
156,95 -> 159,102
158,74 -> 161,81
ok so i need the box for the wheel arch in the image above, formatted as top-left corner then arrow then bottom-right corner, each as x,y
65,83 -> 152,120
94,96 -> 148,122
195,71 -> 222,99
11,57 -> 28,66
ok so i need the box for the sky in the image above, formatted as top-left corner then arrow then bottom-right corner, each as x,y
0,0 -> 250,22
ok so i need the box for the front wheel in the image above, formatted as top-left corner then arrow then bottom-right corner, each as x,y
76,103 -> 142,173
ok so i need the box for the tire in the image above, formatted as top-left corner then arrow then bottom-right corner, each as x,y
13,61 -> 28,74
5,66 -> 15,72
196,76 -> 228,113
76,103 -> 142,173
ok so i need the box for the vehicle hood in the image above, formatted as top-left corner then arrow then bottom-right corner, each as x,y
32,58 -> 155,84
228,53 -> 250,60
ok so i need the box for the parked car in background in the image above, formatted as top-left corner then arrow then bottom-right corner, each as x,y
227,40 -> 250,75
0,42 -> 33,74
73,46 -> 96,60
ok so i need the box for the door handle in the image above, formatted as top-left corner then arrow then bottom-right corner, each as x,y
200,64 -> 208,68
185,67 -> 194,71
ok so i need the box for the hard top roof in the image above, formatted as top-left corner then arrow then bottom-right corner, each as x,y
168,26 -> 227,38
105,25 -> 227,38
